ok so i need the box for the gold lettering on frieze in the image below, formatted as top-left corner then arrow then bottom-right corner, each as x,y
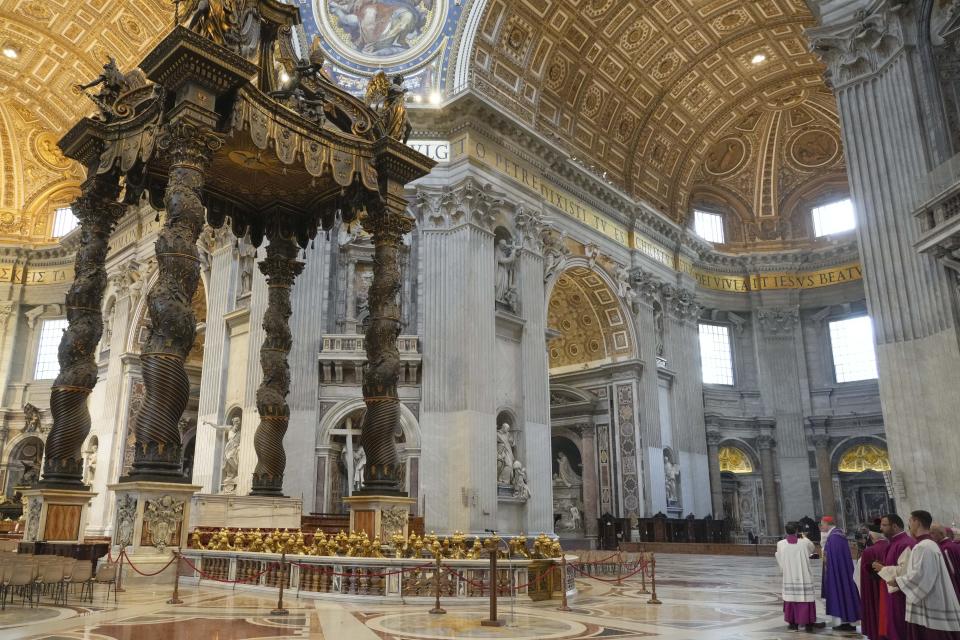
690,262 -> 863,293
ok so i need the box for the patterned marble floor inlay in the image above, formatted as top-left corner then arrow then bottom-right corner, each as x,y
7,553 -> 854,640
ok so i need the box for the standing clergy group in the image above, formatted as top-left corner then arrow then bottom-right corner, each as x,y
775,512 -> 960,637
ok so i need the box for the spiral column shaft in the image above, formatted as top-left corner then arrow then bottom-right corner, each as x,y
251,233 -> 304,496
126,121 -> 220,482
41,173 -> 124,489
357,205 -> 414,494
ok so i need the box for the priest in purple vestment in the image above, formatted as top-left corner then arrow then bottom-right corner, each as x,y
932,524 -> 960,602
820,516 -> 861,631
862,527 -> 892,640
875,513 -> 918,640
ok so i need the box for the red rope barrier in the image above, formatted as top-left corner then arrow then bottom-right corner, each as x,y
179,556 -> 277,584
119,549 -> 178,577
569,561 -> 648,583
442,567 -> 487,590
513,565 -> 558,591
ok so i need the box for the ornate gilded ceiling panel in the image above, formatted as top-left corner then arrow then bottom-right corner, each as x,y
470,0 -> 846,247
0,0 -> 173,244
547,265 -> 633,371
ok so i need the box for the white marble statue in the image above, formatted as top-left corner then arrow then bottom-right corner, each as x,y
664,451 -> 681,505
554,451 -> 582,487
83,441 -> 98,485
512,460 -> 531,500
495,239 -> 519,308
220,417 -> 241,494
570,504 -> 582,530
496,423 -> 516,485
353,446 -> 365,489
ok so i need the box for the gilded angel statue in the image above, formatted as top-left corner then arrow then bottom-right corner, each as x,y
365,71 -> 412,143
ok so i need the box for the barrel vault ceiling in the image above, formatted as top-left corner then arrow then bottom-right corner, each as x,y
469,0 -> 848,250
0,0 -> 172,245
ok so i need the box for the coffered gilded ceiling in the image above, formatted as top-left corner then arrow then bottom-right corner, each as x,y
469,0 -> 847,245
0,0 -> 172,244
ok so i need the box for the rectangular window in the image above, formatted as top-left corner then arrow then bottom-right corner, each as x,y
52,206 -> 79,238
694,210 -> 725,243
698,323 -> 734,385
829,315 -> 879,383
34,319 -> 68,380
812,198 -> 856,237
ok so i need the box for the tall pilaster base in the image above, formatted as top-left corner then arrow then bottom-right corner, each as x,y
21,488 -> 96,543
344,495 -> 415,541
108,481 -> 201,583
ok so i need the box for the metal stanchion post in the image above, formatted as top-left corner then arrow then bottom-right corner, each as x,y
480,542 -> 504,627
647,554 -> 662,605
271,551 -> 289,615
116,550 -> 126,593
167,551 -> 183,605
557,556 -> 571,612
639,552 -> 649,594
429,552 -> 446,614
616,551 -> 623,586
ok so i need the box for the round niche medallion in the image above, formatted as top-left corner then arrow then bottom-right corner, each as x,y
704,137 -> 748,177
790,130 -> 839,168
317,0 -> 447,67
34,131 -> 71,170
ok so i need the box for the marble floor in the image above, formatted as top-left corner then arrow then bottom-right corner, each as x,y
4,554 -> 864,640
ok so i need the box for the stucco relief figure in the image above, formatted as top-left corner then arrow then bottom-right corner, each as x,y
220,417 -> 241,494
22,404 -> 42,433
353,446 -> 366,488
495,239 -> 519,311
115,494 -> 137,547
653,302 -> 665,357
83,441 -> 98,485
328,1 -> 434,56
615,265 -> 632,299
496,423 -> 516,485
554,451 -> 582,487
664,450 -> 681,506
238,241 -> 256,296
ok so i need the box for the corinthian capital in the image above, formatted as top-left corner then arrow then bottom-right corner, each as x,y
806,0 -> 914,88
414,178 -> 503,232
630,268 -> 664,304
662,284 -> 702,321
757,306 -> 800,338
514,204 -> 545,253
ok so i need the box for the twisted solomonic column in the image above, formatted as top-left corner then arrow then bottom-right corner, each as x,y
126,121 -> 221,482
357,205 -> 414,495
41,174 -> 125,488
251,233 -> 304,496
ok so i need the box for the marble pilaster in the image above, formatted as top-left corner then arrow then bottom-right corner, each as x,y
757,432 -> 781,536
630,268 -> 664,516
706,430 -> 724,519
576,422 -> 600,539
754,305 -> 814,520
811,430 -> 836,518
809,1 -> 960,518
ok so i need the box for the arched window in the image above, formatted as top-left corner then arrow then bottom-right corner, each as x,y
694,209 -> 725,243
838,445 -> 891,473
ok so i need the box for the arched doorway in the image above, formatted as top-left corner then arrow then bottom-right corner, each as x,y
718,443 -> 766,541
316,400 -> 421,514
834,441 -> 892,529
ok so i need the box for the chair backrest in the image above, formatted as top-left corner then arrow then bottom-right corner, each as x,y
39,562 -> 64,583
60,558 -> 77,579
70,561 -> 92,583
8,561 -> 36,586
95,562 -> 117,583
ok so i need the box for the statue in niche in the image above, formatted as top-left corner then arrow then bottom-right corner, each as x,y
238,241 -> 256,296
102,306 -> 114,351
220,417 -> 241,494
355,270 -> 373,320
653,302 -> 665,357
496,423 -> 517,485
570,504 -> 582,530
511,461 -> 531,500
83,441 -> 98,485
664,450 -> 681,506
554,451 -> 582,488
495,239 -> 520,311
22,404 -> 42,433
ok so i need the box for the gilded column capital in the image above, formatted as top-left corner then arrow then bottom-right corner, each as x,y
757,306 -> 800,338
807,0 -> 915,89
157,121 -> 222,170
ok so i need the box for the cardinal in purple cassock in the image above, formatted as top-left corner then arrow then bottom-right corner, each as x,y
820,516 -> 861,631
